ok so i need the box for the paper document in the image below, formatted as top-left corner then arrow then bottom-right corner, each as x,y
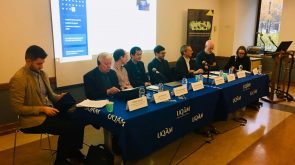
204,75 -> 219,79
210,71 -> 221,75
76,99 -> 109,108
146,85 -> 159,91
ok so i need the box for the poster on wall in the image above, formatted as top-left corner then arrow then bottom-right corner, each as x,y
187,9 -> 214,59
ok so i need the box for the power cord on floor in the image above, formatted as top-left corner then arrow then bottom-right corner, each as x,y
168,135 -> 184,165
173,140 -> 209,165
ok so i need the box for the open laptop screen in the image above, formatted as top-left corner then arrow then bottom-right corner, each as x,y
275,41 -> 293,52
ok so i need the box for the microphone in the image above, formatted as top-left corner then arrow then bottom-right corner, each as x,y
152,68 -> 166,82
202,61 -> 210,84
202,61 -> 208,66
152,68 -> 160,74
257,33 -> 265,51
256,32 -> 263,37
268,36 -> 278,48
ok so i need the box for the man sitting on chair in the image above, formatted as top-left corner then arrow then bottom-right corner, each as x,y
83,52 -> 121,100
9,45 -> 85,164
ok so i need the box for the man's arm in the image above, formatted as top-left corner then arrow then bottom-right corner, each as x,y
10,76 -> 44,115
195,53 -> 204,70
148,61 -> 158,84
83,71 -> 107,100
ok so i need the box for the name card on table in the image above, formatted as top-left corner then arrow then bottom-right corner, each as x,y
191,81 -> 204,91
127,96 -> 148,111
227,74 -> 236,82
252,68 -> 258,75
173,85 -> 188,96
214,77 -> 225,85
237,71 -> 246,78
153,91 -> 171,104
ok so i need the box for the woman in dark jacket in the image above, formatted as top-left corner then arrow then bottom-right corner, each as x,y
224,46 -> 251,71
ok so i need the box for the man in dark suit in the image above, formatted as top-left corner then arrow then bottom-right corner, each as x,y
175,45 -> 204,80
83,52 -> 120,100
196,40 -> 219,71
124,46 -> 151,87
148,45 -> 173,84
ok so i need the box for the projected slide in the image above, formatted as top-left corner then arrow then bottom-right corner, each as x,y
59,0 -> 88,58
51,0 -> 156,63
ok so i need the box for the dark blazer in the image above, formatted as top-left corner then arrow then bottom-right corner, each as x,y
148,58 -> 173,84
175,56 -> 195,80
196,50 -> 219,71
124,60 -> 149,87
224,56 -> 251,71
83,68 -> 120,100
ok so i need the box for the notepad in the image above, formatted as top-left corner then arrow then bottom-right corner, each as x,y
76,99 -> 109,108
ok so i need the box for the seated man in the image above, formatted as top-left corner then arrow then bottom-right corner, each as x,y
175,45 -> 204,80
224,46 -> 251,71
112,48 -> 133,89
148,45 -> 173,84
196,40 -> 219,71
84,52 -> 120,100
124,46 -> 151,87
9,45 -> 85,164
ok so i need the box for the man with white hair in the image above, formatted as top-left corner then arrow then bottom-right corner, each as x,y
195,40 -> 219,71
83,52 -> 120,100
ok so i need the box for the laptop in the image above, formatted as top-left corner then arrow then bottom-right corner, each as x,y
53,92 -> 76,113
113,87 -> 142,101
275,41 -> 293,52
164,81 -> 182,87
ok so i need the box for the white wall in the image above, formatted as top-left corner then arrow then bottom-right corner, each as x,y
233,0 -> 259,53
217,0 -> 236,56
0,0 -> 294,85
280,0 -> 295,50
0,0 -> 55,84
0,0 -> 220,85
218,0 -> 259,56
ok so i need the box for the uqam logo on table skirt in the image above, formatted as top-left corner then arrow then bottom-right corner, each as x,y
176,106 -> 191,119
157,127 -> 173,139
84,107 -> 100,115
250,89 -> 258,96
107,114 -> 126,127
243,82 -> 251,91
192,113 -> 204,123
233,95 -> 242,103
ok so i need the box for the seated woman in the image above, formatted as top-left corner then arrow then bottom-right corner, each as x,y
224,46 -> 252,123
224,46 -> 251,71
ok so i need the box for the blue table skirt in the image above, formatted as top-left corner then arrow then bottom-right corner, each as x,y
74,74 -> 269,160
76,86 -> 219,160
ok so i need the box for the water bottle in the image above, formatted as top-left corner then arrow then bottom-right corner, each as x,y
158,83 -> 164,92
239,65 -> 243,72
182,78 -> 188,89
229,68 -> 233,74
219,70 -> 224,77
199,74 -> 204,82
195,75 -> 199,82
138,87 -> 145,97
258,65 -> 262,74
182,78 -> 187,85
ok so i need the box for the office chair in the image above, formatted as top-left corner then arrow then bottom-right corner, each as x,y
12,116 -> 56,165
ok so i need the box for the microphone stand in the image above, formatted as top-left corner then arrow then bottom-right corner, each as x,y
206,65 -> 210,84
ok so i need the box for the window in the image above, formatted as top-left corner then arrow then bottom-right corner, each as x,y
256,0 -> 284,51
